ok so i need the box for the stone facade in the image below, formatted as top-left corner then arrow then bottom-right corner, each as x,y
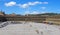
0,12 -> 46,23
0,11 -> 60,25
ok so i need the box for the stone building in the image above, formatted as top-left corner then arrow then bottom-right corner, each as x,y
45,15 -> 60,25
0,11 -> 7,22
0,11 -> 60,25
0,11 -> 46,23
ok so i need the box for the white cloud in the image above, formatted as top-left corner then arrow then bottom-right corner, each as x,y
18,1 -> 40,8
40,12 -> 47,14
5,1 -> 16,6
24,11 -> 40,15
4,1 -> 48,8
24,11 -> 30,14
41,7 -> 46,10
18,4 -> 29,8
18,1 -> 41,8
18,1 -> 48,8
43,2 -> 48,4
31,11 -> 40,14
28,1 -> 48,5
28,1 -> 40,5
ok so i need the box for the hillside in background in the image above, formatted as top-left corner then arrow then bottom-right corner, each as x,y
25,13 -> 60,16
0,10 -> 60,16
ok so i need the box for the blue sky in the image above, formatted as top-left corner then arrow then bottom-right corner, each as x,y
0,0 -> 60,15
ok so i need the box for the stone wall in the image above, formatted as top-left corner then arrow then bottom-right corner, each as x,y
46,16 -> 60,25
5,16 -> 46,23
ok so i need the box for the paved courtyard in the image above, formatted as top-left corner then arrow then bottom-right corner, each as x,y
0,22 -> 60,35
